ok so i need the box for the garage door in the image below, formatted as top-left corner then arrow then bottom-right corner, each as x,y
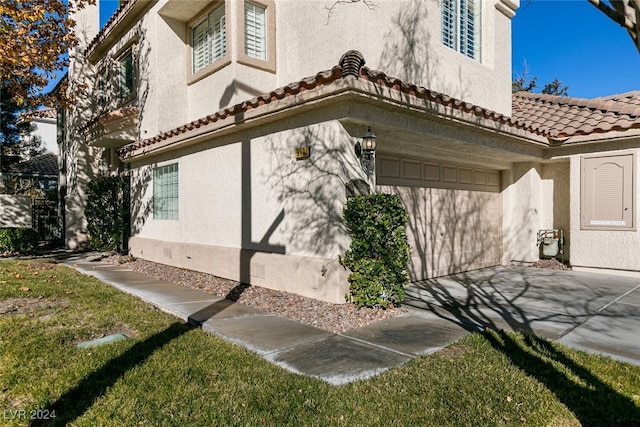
377,155 -> 501,281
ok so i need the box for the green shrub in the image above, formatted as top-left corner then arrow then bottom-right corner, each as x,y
85,176 -> 128,252
0,227 -> 39,254
340,193 -> 411,308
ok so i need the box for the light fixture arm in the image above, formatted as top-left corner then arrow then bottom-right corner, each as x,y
355,126 -> 376,191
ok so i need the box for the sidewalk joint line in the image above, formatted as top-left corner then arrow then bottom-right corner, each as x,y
557,283 -> 640,340
338,334 -> 415,358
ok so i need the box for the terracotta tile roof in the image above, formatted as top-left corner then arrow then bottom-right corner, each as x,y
31,108 -> 57,120
118,51 -> 519,157
595,90 -> 640,106
80,107 -> 138,133
85,0 -> 136,55
116,50 -> 640,158
512,91 -> 640,139
117,66 -> 343,156
19,108 -> 57,122
7,153 -> 58,177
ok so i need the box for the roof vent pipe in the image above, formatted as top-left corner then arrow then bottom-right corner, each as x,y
339,50 -> 366,78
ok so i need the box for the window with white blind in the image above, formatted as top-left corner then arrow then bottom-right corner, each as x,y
245,2 -> 266,60
581,153 -> 635,230
191,4 -> 227,74
442,0 -> 480,61
153,163 -> 179,220
237,0 -> 275,72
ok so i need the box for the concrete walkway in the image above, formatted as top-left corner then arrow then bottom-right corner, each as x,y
57,253 -> 640,385
405,266 -> 640,367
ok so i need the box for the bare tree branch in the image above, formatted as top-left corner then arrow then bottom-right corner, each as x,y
589,0 -> 631,28
588,0 -> 640,52
325,0 -> 378,23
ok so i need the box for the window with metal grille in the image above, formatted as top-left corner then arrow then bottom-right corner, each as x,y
245,1 -> 266,60
153,163 -> 179,220
192,5 -> 226,74
442,0 -> 480,60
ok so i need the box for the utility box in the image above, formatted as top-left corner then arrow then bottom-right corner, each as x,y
537,229 -> 564,258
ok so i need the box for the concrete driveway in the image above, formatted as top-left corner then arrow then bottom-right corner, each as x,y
404,266 -> 640,366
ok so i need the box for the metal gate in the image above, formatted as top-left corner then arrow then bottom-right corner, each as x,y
32,198 -> 62,244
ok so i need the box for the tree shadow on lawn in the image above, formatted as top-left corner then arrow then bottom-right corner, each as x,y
407,269 -> 640,426
33,322 -> 192,427
484,328 -> 640,427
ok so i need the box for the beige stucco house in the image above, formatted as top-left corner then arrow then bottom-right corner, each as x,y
61,0 -> 640,303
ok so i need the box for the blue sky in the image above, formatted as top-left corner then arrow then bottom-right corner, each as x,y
512,0 -> 639,99
90,0 -> 640,100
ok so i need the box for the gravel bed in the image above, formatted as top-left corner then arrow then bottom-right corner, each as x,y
531,258 -> 571,270
111,257 -> 407,334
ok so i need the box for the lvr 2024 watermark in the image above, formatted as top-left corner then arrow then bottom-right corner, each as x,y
3,409 -> 57,421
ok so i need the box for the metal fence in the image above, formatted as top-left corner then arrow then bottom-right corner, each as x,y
32,198 -> 62,244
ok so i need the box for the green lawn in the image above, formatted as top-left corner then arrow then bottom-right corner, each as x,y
1,260 -> 639,426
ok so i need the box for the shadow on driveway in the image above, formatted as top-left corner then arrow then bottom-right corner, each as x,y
405,266 -> 640,426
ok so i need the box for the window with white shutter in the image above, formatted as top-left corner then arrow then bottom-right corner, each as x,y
237,0 -> 275,72
441,0 -> 480,61
190,4 -> 227,76
581,153 -> 635,230
245,2 -> 266,60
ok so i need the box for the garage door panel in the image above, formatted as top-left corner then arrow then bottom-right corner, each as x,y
377,155 -> 501,281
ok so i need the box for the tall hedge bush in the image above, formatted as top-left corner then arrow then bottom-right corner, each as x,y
0,227 -> 39,254
85,176 -> 127,252
340,193 -> 410,308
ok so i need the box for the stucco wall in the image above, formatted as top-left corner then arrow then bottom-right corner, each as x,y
277,0 -> 515,115
136,0 -> 517,139
0,195 -> 32,228
569,149 -> 640,273
541,161 -> 570,261
501,161 -> 569,264
64,2 -> 103,250
128,120 -> 364,303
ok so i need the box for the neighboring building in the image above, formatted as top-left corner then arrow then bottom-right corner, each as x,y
60,0 -> 640,303
0,109 -> 59,235
23,108 -> 59,156
3,153 -> 58,194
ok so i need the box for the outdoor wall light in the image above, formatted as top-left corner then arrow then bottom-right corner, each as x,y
355,126 -> 376,183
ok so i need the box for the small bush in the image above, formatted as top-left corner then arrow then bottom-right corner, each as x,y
0,227 -> 39,254
85,176 -> 128,252
340,193 -> 410,308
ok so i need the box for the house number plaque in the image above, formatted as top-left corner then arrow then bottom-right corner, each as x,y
295,146 -> 310,160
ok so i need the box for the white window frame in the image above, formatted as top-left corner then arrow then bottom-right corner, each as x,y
153,163 -> 179,220
442,0 -> 481,61
237,0 -> 276,72
188,2 -> 230,83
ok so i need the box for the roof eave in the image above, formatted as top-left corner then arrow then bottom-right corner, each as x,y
86,0 -> 158,63
119,75 -> 550,162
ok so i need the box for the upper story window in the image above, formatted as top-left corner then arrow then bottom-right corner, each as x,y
191,4 -> 227,74
244,2 -> 266,60
119,50 -> 136,101
94,46 -> 137,113
97,67 -> 109,112
442,0 -> 480,61
237,0 -> 275,72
